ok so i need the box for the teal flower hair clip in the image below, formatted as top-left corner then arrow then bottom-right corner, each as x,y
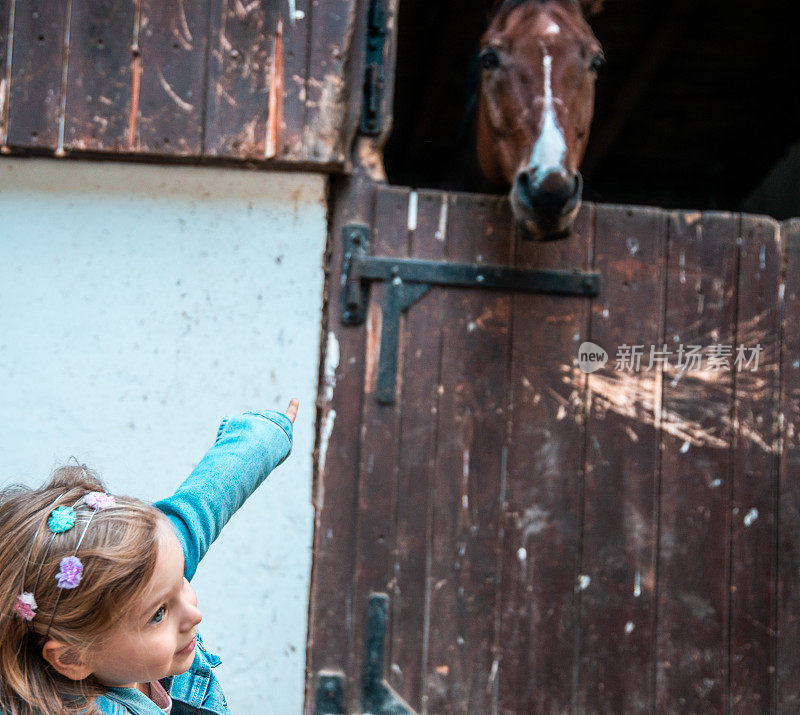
47,506 -> 77,533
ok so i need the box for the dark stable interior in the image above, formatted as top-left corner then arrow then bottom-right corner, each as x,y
384,0 -> 800,219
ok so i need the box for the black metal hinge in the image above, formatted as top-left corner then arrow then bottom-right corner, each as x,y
340,223 -> 600,404
361,0 -> 386,134
314,593 -> 415,714
315,671 -> 345,714
362,593 -> 415,714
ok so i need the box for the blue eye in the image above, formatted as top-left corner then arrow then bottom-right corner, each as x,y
151,606 -> 166,624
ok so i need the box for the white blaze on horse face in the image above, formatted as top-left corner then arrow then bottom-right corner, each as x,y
528,52 -> 568,182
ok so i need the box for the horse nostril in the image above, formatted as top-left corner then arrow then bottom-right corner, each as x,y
515,170 -> 533,202
519,170 -> 578,212
537,170 -> 575,202
514,169 -> 581,214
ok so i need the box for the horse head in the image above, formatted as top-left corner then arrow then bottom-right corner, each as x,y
477,0 -> 604,240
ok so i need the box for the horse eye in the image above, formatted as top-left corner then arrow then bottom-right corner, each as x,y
480,48 -> 501,70
590,53 -> 606,73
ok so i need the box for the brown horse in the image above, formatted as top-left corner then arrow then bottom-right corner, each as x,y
477,0 -> 605,240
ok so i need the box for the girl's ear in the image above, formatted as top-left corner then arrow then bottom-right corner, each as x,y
42,640 -> 93,681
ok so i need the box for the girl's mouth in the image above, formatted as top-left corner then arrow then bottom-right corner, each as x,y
176,637 -> 196,656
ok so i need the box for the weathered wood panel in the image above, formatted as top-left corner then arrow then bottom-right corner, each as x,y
0,0 -> 10,144
656,212 -> 738,712
204,0 -> 278,158
63,0 -> 135,151
496,207 -> 593,713
424,193 -> 511,713
577,205 -> 666,712
3,0 -> 347,164
388,190 -> 447,711
304,0 -> 355,163
729,215 -> 782,711
778,219 -> 800,712
304,173 -> 375,714
6,0 -> 67,148
307,195 -> 794,713
137,0 -> 209,155
347,186 -> 409,713
274,1 -> 309,160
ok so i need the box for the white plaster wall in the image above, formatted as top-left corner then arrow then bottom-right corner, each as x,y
0,158 -> 327,713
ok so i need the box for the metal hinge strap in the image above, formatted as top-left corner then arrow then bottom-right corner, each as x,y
314,594 -> 415,714
340,223 -> 600,403
362,593 -> 415,714
361,0 -> 386,135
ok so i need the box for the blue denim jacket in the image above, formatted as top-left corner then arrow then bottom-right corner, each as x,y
93,411 -> 293,714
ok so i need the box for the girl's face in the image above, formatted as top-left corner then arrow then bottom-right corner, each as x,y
86,518 -> 203,687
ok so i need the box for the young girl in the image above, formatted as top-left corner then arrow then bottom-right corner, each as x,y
0,402 -> 298,715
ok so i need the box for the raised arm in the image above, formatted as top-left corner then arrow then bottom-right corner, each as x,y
154,408 -> 294,580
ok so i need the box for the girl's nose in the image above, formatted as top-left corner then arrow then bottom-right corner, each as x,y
180,581 -> 202,629
182,599 -> 202,631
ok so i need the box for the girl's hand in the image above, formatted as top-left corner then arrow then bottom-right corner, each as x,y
285,398 -> 299,424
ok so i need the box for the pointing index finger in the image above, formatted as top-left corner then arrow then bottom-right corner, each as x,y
285,398 -> 299,424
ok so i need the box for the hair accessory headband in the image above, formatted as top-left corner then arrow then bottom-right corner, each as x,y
13,592 -> 37,621
48,506 -> 77,534
85,492 -> 116,510
13,494 -> 63,623
13,491 -> 116,629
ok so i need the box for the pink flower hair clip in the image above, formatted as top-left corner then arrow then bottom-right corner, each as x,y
84,492 -> 116,510
13,592 -> 37,621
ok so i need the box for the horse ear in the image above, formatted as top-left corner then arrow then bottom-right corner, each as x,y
578,0 -> 605,16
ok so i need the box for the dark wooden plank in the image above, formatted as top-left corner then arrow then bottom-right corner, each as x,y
497,206 -> 594,714
424,193 -> 512,713
577,205 -> 666,712
136,0 -> 209,155
778,219 -> 800,713
0,0 -> 10,146
204,0 -> 277,158
270,0 -> 308,160
423,194 -> 513,712
388,189 -> 447,710
347,185 -> 410,713
6,0 -> 67,149
303,0 -> 354,162
63,0 -> 135,152
656,211 -> 738,712
729,215 -> 782,712
303,173 -> 376,714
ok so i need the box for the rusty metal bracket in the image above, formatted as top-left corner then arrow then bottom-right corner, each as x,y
340,223 -> 600,404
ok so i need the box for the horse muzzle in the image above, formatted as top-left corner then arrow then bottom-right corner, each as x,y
510,168 -> 583,241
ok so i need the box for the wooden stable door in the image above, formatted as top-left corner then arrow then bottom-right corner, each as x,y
306,175 -> 800,714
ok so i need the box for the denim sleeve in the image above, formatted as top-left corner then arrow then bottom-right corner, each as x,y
154,411 -> 293,581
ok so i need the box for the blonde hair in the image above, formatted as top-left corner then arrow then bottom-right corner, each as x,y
0,464 -> 161,715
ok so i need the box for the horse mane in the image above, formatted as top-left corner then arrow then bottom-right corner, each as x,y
490,0 -> 545,25
490,0 -> 604,24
